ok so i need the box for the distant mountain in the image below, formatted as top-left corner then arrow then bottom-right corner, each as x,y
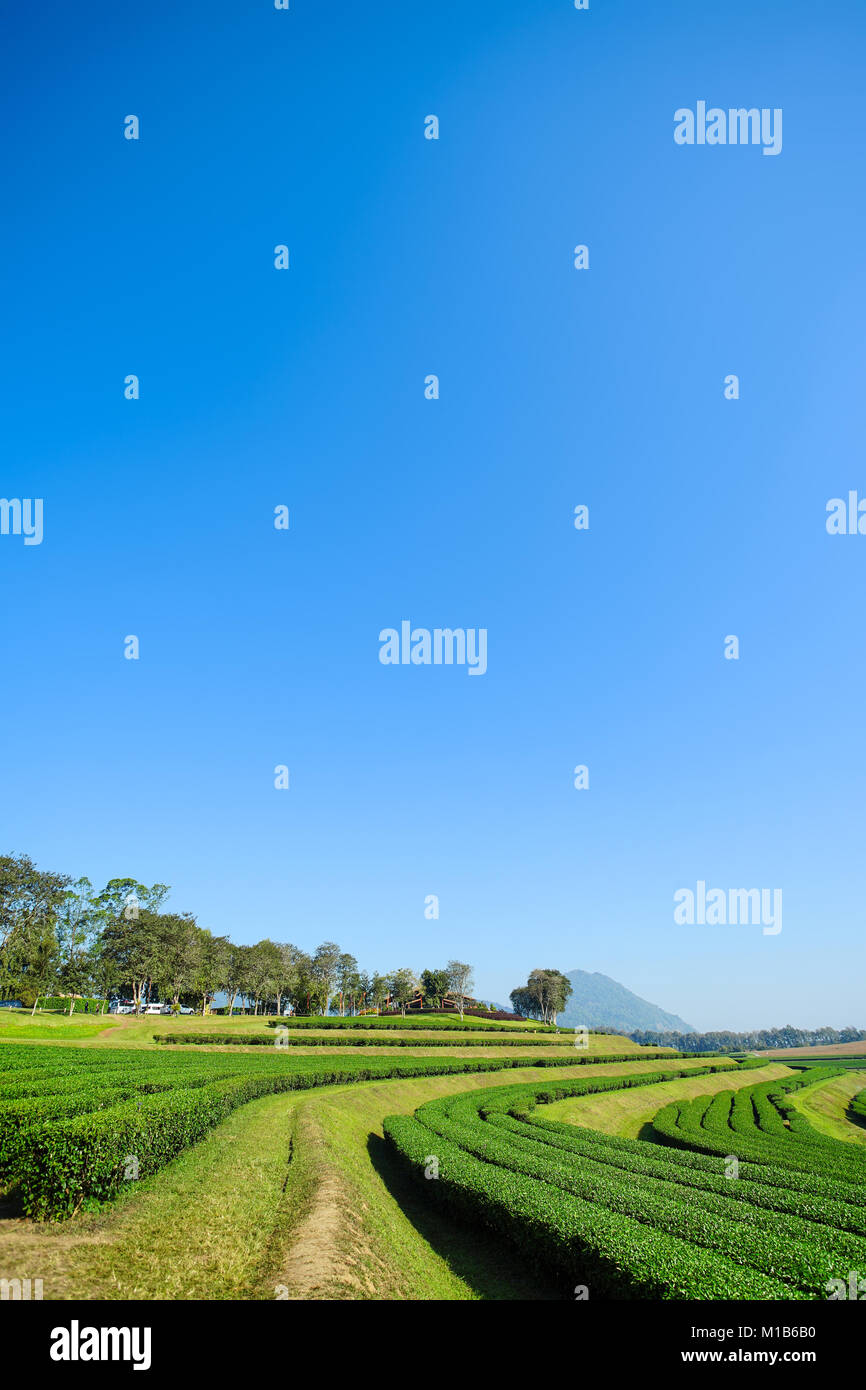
558,970 -> 695,1034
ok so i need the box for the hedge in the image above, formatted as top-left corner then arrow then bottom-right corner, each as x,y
156,1032 -> 645,1051
382,1064 -> 866,1299
263,1015 -> 559,1032
0,1044 -> 634,1218
34,997 -> 106,1014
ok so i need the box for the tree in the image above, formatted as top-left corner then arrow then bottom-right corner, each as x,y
91,878 -> 171,1011
96,908 -> 164,1013
246,940 -> 283,1014
55,877 -> 102,1001
284,950 -> 315,1014
224,943 -> 252,1017
445,960 -> 474,1019
0,853 -> 70,1000
311,941 -> 342,1017
509,985 -> 542,1021
336,953 -> 359,1016
420,968 -> 450,1009
354,970 -> 372,1016
191,931 -> 231,1015
527,968 -> 572,1025
274,942 -> 303,1016
154,913 -> 202,1005
369,972 -> 389,1013
94,877 -> 170,925
389,967 -> 419,1016
510,969 -> 573,1025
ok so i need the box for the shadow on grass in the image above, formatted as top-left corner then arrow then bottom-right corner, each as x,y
367,1132 -> 564,1301
846,1102 -> 866,1132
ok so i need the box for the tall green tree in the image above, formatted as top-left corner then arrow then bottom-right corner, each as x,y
192,931 -> 231,1015
154,912 -> 202,1005
510,969 -> 573,1024
274,942 -> 303,1016
96,908 -> 165,1012
389,967 -> 419,1017
55,877 -> 103,998
369,972 -> 389,1013
224,943 -> 252,1016
0,853 -> 70,1000
336,952 -> 359,1016
311,941 -> 342,1017
246,939 -> 283,1014
420,968 -> 450,1009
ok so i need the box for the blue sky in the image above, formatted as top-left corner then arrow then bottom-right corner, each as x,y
2,0 -> 865,1030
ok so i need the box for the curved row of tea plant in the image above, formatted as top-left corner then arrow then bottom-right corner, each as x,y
0,1042 -> 626,1218
383,1063 -> 866,1299
263,1016 -> 560,1032
156,1031 -> 677,1054
652,1067 -> 866,1193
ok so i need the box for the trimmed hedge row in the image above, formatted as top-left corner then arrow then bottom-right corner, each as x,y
383,1063 -> 866,1299
420,1100 -> 863,1295
654,1068 -> 866,1193
263,1016 -> 559,1032
156,1032 -> 666,1053
34,998 -> 105,1014
1,1044 -> 633,1218
383,1065 -> 811,1299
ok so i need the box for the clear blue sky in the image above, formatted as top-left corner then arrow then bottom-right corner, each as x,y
2,0 -> 865,1030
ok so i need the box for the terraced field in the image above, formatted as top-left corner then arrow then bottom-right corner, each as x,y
3,1016 -> 865,1301
384,1057 -> 866,1300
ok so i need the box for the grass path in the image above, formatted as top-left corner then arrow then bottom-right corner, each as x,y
785,1069 -> 866,1145
0,1054 -> 713,1301
540,1063 -> 794,1138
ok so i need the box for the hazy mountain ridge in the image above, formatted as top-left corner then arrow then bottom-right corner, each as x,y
558,970 -> 695,1034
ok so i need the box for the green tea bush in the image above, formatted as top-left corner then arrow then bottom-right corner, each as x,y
0,1043 -> 654,1218
383,1064 -> 866,1300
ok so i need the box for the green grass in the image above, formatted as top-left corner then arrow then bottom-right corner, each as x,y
785,1069 -> 866,1145
0,1013 -> 117,1041
0,1089 -> 314,1300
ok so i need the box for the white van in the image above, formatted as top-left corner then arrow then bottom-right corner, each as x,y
143,1002 -> 164,1015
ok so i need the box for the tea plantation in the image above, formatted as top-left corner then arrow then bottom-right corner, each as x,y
2,1016 -> 864,1300
383,1057 -> 866,1299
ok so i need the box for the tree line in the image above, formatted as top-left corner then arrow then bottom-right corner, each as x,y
628,1025 -> 866,1053
0,853 -> 478,1016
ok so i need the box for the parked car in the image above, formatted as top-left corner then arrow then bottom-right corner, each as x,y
143,1002 -> 164,1016
159,1004 -> 194,1015
111,1001 -> 135,1015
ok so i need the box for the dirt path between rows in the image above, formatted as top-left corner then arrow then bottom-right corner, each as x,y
275,1109 -> 381,1300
